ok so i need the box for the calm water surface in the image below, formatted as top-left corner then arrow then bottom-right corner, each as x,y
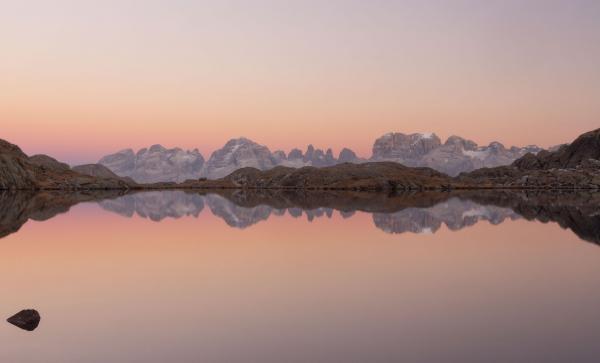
1,191 -> 599,363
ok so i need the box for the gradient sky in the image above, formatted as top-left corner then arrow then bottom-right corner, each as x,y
2,0 -> 599,164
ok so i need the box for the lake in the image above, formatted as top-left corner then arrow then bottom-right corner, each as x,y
1,190 -> 600,363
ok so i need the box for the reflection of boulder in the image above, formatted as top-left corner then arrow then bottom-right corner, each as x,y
7,309 -> 41,331
372,198 -> 519,234
100,191 -> 204,221
205,194 -> 272,229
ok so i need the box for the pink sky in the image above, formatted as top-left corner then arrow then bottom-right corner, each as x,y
2,0 -> 599,164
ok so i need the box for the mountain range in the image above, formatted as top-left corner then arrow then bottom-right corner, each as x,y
1,128 -> 598,191
98,132 -> 543,183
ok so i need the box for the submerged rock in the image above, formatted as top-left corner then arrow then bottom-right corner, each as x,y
7,309 -> 41,331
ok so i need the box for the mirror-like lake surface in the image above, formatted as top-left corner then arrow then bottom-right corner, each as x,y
1,190 -> 600,363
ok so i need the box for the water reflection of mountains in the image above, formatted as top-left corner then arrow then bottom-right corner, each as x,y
1,190 -> 599,244
99,191 -> 521,234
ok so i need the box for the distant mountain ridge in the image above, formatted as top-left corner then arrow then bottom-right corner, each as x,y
371,132 -> 543,176
98,132 -> 543,182
98,145 -> 205,183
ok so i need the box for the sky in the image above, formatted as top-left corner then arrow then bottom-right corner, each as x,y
1,0 -> 599,164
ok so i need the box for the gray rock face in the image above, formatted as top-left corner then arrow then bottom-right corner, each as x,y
98,149 -> 135,175
99,145 -> 205,183
372,132 -> 443,166
272,150 -> 287,164
372,132 -> 542,176
202,138 -> 277,179
98,139 -> 365,181
338,148 -> 360,163
288,148 -> 304,160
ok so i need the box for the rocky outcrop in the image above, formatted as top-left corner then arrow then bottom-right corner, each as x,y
458,129 -> 600,189
221,162 -> 452,191
0,139 -> 37,189
513,128 -> 600,170
73,164 -> 136,184
99,145 -> 205,183
29,154 -> 71,172
0,139 -> 132,190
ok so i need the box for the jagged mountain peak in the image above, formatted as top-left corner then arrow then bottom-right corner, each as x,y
203,137 -> 276,179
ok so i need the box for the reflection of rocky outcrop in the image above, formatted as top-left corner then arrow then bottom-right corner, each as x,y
0,190 -> 127,239
7,309 -> 41,331
372,198 -> 520,234
100,191 -> 204,221
212,189 -> 451,214
200,189 -> 600,242
2,189 -> 599,244
455,191 -> 600,245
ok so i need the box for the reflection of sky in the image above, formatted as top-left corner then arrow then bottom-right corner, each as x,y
1,195 -> 600,362
2,0 -> 600,164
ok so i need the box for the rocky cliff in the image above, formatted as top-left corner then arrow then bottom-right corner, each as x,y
0,139 -> 132,190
